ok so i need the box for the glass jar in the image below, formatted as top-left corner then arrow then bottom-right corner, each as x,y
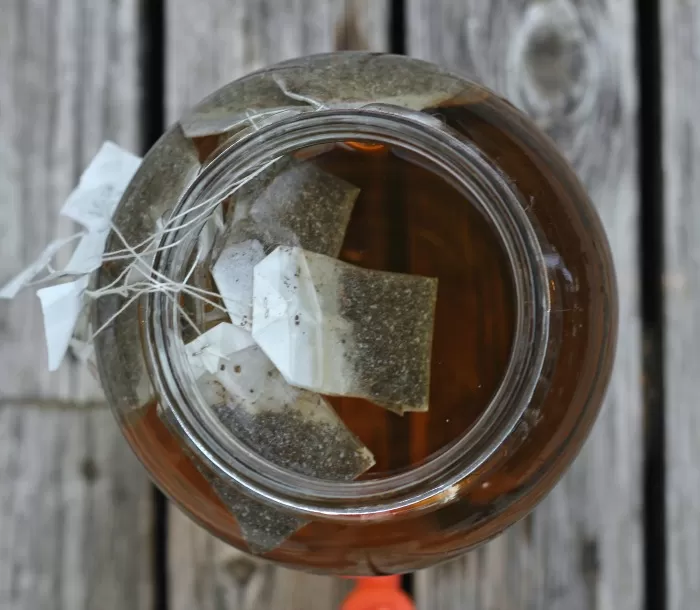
95,52 -> 617,575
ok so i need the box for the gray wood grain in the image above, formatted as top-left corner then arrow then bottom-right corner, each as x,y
166,0 -> 389,120
0,1 -> 153,609
662,2 -> 700,609
407,1 -> 643,609
165,2 -> 389,608
0,406 -> 153,610
169,509 -> 353,610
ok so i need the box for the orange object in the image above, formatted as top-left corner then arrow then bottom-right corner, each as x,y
341,576 -> 415,610
344,140 -> 387,152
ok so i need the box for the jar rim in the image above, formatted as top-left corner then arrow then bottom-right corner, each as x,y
144,108 -> 551,521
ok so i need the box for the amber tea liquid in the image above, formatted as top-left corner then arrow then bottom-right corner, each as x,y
118,92 -> 616,571
308,140 -> 516,475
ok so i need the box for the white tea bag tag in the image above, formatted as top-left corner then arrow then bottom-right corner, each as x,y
185,322 -> 256,380
211,239 -> 266,330
63,230 -> 111,274
37,275 -> 90,371
0,235 -> 83,299
60,141 -> 142,231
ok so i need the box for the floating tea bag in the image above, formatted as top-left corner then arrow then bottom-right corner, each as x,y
252,246 -> 438,413
185,325 -> 375,553
217,158 -> 359,256
211,159 -> 359,333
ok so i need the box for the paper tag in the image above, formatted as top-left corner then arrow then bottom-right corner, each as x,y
0,234 -> 83,299
36,276 -> 90,371
60,142 -> 142,232
211,240 -> 266,330
63,230 -> 111,274
185,322 -> 256,379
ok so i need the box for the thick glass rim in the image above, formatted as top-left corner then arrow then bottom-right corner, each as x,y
144,107 -> 550,521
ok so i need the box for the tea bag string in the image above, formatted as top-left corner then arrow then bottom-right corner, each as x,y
272,75 -> 329,110
101,156 -> 281,263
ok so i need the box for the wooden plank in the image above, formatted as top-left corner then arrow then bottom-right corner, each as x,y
662,2 -> 700,609
165,2 -> 389,608
0,1 -> 153,609
407,1 -> 643,609
166,0 -> 389,120
0,406 -> 152,610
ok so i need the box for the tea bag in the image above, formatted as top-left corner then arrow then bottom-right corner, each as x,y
180,54 -> 468,139
216,158 -> 359,256
252,246 -> 438,413
185,325 -> 375,553
201,346 -> 375,479
211,159 -> 359,332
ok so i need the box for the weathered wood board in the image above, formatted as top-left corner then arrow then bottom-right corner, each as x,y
662,2 -> 700,609
407,1 -> 644,608
165,2 -> 389,609
0,1 -> 153,609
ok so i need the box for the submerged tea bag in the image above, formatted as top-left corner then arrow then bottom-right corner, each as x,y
217,158 -> 359,256
203,345 -> 375,479
211,159 -> 359,334
186,325 -> 375,553
178,55 -> 468,141
252,246 -> 438,413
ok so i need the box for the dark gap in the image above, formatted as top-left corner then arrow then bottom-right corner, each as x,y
637,0 -> 665,608
152,487 -> 169,610
140,1 -> 167,609
390,0 -> 406,55
140,0 -> 165,154
401,573 -> 414,598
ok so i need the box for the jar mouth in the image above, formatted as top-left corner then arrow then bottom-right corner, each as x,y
144,108 -> 550,520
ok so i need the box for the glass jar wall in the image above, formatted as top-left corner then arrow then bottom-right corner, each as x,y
94,53 -> 616,575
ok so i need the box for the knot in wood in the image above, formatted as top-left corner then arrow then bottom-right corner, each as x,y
506,0 -> 603,125
223,554 -> 260,586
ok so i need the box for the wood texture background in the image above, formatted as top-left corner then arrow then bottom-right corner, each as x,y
0,0 -> 673,608
0,1 -> 152,610
662,1 -> 699,609
408,1 -> 643,609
